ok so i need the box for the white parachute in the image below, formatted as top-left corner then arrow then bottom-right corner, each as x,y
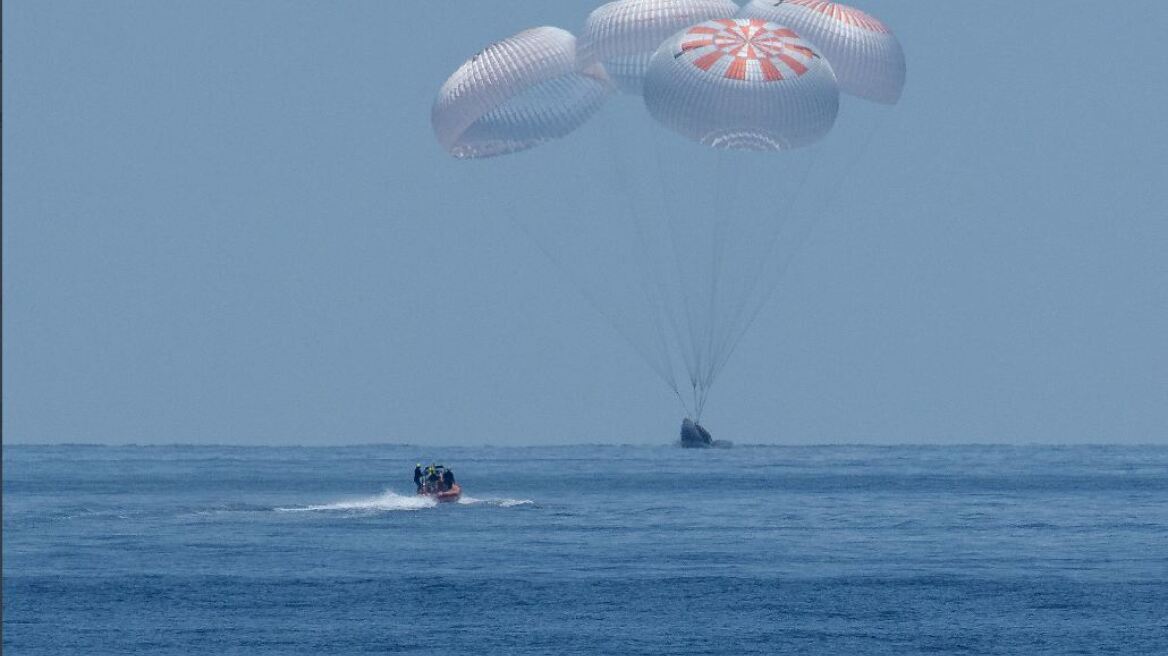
431,4 -> 905,421
579,0 -> 741,95
431,27 -> 612,159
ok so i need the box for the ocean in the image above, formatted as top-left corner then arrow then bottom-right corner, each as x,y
4,444 -> 1166,655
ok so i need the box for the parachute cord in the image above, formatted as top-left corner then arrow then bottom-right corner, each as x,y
709,159 -> 821,385
705,147 -> 821,385
505,214 -> 681,398
632,115 -> 700,399
702,147 -> 748,393
598,108 -> 683,397
695,378 -> 712,422
652,129 -> 704,394
703,223 -> 723,392
701,152 -> 730,394
673,388 -> 692,418
709,108 -> 896,385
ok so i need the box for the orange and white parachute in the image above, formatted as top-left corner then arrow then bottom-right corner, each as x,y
643,18 -> 840,150
579,0 -> 741,95
431,27 -> 612,159
737,0 -> 905,104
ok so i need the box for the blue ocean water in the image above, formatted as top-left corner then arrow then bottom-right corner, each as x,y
4,444 -> 1167,655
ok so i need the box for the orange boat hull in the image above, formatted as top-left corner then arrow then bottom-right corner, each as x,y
420,484 -> 461,503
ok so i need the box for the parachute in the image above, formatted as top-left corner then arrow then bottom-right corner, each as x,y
431,27 -> 612,159
579,0 -> 741,95
431,2 -> 905,423
736,0 -> 906,104
643,18 -> 840,151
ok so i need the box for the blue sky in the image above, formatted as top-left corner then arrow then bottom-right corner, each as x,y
4,1 -> 1166,445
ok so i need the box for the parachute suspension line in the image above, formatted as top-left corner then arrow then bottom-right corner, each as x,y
598,110 -> 684,401
504,211 -> 681,398
636,241 -> 684,399
696,226 -> 722,419
709,151 -> 822,387
695,150 -> 737,415
706,147 -> 822,386
651,129 -> 704,396
696,145 -> 742,399
710,110 -> 895,386
662,210 -> 702,396
630,117 -> 701,412
702,152 -> 727,386
728,149 -> 818,362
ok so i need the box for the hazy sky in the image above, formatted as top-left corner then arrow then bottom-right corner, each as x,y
4,1 -> 1166,445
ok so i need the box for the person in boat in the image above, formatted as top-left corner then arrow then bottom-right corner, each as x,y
427,465 -> 440,492
442,468 -> 455,490
413,464 -> 423,491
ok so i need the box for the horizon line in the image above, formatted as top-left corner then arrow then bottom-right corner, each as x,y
4,441 -> 1166,449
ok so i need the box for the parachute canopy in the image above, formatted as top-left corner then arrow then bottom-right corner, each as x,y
431,27 -> 612,159
737,0 -> 906,104
643,18 -> 840,151
579,0 -> 741,95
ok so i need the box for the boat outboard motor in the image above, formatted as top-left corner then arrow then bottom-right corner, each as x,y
680,418 -> 714,448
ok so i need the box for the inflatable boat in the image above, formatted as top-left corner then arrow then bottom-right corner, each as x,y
421,484 -> 462,503
416,464 -> 461,502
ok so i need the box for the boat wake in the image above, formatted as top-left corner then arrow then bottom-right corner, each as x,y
457,495 -> 535,508
276,490 -> 436,513
275,491 -> 535,513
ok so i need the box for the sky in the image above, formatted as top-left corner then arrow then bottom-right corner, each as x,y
3,1 -> 1166,446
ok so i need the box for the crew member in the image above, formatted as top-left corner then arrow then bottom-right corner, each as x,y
413,464 -> 423,491
442,468 -> 455,490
